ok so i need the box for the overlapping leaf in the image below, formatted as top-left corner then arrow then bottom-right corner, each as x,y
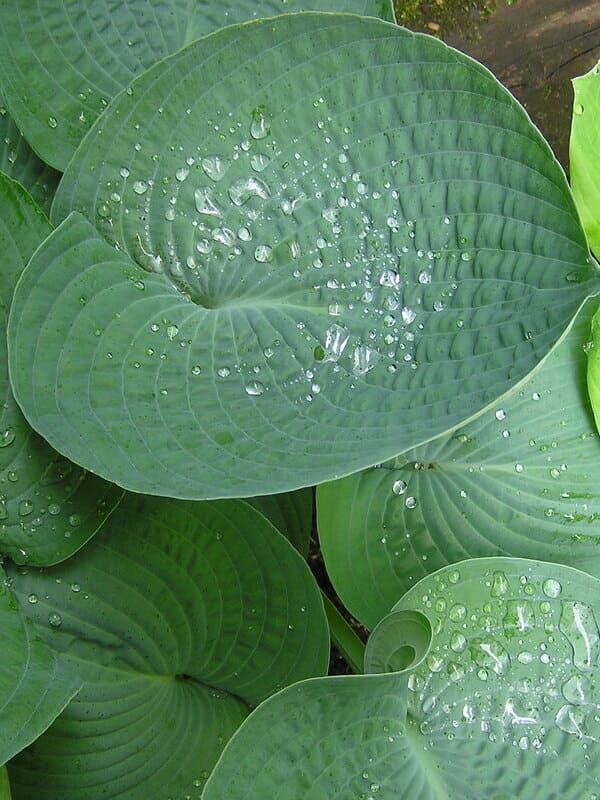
570,61 -> 600,258
0,766 -> 11,800
0,98 -> 59,213
7,494 -> 329,799
0,564 -> 80,767
248,488 -> 313,556
0,173 -> 122,565
9,14 -> 597,500
319,297 -> 600,628
0,1 -> 394,170
204,557 -> 600,799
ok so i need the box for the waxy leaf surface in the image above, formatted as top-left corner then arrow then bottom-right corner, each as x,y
0,173 -> 122,565
0,565 -> 80,766
7,494 -> 329,799
319,297 -> 600,628
10,15 -> 597,499
204,558 -> 600,799
0,0 -> 394,170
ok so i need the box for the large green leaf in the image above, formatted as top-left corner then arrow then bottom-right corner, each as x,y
0,173 -> 122,565
10,15 -> 597,500
248,489 -> 313,556
204,557 -> 600,799
570,61 -> 600,258
0,97 -> 59,214
7,493 -> 329,799
0,564 -> 80,766
0,1 -> 394,171
319,296 -> 600,628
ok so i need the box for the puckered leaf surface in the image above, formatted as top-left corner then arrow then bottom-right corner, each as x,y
9,14 -> 598,499
7,494 -> 329,799
204,558 -> 600,800
0,1 -> 394,170
0,172 -> 122,565
319,297 -> 600,628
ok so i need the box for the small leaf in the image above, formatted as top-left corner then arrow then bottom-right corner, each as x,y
10,15 -> 598,499
204,558 -> 600,799
0,0 -> 395,170
570,60 -> 600,258
7,494 -> 329,799
319,297 -> 600,628
0,564 -> 80,765
0,173 -> 122,565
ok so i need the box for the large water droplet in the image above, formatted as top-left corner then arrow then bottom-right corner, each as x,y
559,602 -> 600,670
469,637 -> 510,674
228,176 -> 270,206
562,673 -> 591,705
0,428 -> 15,447
392,479 -> 407,496
132,179 -> 148,195
352,345 -> 380,376
250,106 -> 270,139
254,245 -> 273,263
201,156 -> 230,182
245,381 -> 265,397
195,187 -> 223,217
490,571 -> 510,597
543,579 -> 562,598
555,704 -> 586,737
319,324 -> 350,363
503,600 -> 535,637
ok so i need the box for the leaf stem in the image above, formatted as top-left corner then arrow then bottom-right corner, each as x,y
320,590 -> 365,674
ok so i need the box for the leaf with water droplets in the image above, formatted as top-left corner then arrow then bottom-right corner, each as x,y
6,494 -> 328,799
0,0 -> 395,170
203,557 -> 600,800
0,94 -> 59,213
318,298 -> 600,628
570,59 -> 600,258
0,173 -> 123,565
0,563 -> 81,766
10,15 -> 598,500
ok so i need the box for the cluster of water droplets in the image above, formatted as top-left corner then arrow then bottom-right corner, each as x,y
406,565 -> 600,760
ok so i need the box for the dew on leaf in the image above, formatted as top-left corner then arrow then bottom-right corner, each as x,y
228,176 -> 270,206
195,187 -> 222,216
559,601 -> 600,670
201,156 -> 230,182
0,428 -> 15,447
245,381 -> 265,397
254,245 -> 272,263
132,180 -> 148,195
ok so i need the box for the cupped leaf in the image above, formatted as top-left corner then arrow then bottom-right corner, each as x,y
0,564 -> 80,766
0,98 -> 59,214
570,61 -> 600,258
0,173 -> 122,565
0,1 -> 394,171
204,557 -> 600,799
7,493 -> 329,800
10,15 -> 597,500
319,296 -> 600,628
248,488 -> 313,556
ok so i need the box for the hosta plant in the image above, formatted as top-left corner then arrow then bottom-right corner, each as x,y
0,2 -> 599,798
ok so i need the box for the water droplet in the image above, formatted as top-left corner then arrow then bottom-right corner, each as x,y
320,324 -> 350,362
213,227 -> 236,247
469,637 -> 510,674
27,594 -> 38,604
48,503 -> 61,516
503,600 -> 535,636
574,103 -> 584,115
191,365 -> 202,376
401,307 -> 416,325
71,583 -> 81,593
217,367 -> 231,378
562,673 -> 591,705
392,479 -> 407,496
0,428 -> 15,447
48,612 -> 62,628
352,345 -> 380,376
201,156 -> 230,182
495,409 -> 506,421
379,269 -> 400,288
490,571 -> 510,597
449,603 -> 466,622
7,469 -> 18,482
450,632 -> 467,652
555,704 -> 586,737
119,166 -> 130,178
514,463 -> 524,473
18,500 -> 33,517
559,602 -> 600,670
195,187 -> 223,217
250,106 -> 270,139
47,116 -> 58,129
254,245 -> 273,263
543,579 -> 562,598
69,514 -> 80,527
245,381 -> 265,397
405,496 -> 417,509
133,180 -> 148,195
175,167 -> 189,182
229,176 -> 270,206
250,153 -> 269,172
